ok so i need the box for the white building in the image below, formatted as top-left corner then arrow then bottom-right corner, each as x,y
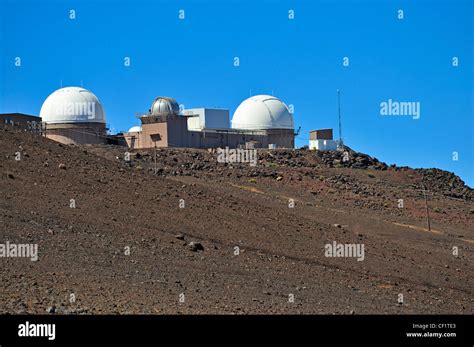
182,108 -> 229,131
309,129 -> 337,151
310,139 -> 338,151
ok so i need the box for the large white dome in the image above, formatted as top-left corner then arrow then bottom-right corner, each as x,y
231,95 -> 294,130
40,87 -> 105,124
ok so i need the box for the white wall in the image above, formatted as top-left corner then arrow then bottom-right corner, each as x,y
187,116 -> 201,131
184,108 -> 229,130
309,139 -> 337,151
204,108 -> 229,129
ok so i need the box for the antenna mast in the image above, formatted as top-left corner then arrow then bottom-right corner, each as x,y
337,89 -> 343,149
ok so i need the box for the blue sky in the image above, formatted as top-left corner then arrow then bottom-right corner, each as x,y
1,0 -> 472,186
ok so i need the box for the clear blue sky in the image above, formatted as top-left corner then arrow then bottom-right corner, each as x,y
1,0 -> 472,186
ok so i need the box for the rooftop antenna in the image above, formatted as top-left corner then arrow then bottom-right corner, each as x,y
337,89 -> 343,150
295,126 -> 301,136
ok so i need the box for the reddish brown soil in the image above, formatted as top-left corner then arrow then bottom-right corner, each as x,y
1,126 -> 473,314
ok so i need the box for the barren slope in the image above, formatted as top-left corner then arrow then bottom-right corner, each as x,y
1,126 -> 473,314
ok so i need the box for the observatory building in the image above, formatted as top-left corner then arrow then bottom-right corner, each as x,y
123,94 -> 295,149
231,95 -> 294,130
5,88 -> 345,152
309,128 -> 338,151
40,87 -> 107,145
7,88 -> 295,149
124,96 -> 188,148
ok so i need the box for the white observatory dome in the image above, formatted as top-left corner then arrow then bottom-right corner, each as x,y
231,95 -> 294,130
40,87 -> 105,124
149,96 -> 180,116
128,126 -> 142,133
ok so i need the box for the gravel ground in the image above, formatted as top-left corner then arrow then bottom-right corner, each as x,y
1,126 -> 473,314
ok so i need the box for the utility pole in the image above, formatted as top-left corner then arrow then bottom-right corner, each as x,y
337,89 -> 343,149
154,143 -> 157,175
421,175 -> 431,231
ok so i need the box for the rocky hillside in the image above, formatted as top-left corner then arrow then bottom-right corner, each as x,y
1,126 -> 473,315
88,144 -> 473,201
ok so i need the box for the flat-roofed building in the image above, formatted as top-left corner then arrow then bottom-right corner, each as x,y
0,113 -> 42,130
309,128 -> 337,151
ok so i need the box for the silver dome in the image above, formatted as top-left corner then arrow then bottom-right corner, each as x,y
149,96 -> 179,116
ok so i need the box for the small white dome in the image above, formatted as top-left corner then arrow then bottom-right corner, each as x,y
40,87 -> 105,124
231,95 -> 293,130
128,126 -> 142,133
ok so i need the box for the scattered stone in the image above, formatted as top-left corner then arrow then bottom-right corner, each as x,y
333,224 -> 342,228
175,234 -> 185,240
58,163 -> 66,170
46,306 -> 56,314
276,176 -> 283,181
189,241 -> 204,252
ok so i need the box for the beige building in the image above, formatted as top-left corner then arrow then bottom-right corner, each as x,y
123,95 -> 295,150
43,122 -> 106,145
